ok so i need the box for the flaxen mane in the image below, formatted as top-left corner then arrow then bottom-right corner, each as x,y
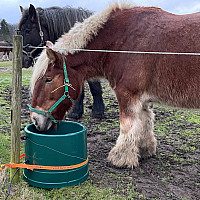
30,1 -> 134,92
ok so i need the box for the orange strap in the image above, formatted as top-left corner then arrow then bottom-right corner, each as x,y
0,154 -> 88,171
20,153 -> 25,159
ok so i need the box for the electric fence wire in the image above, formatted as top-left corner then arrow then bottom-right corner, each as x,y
2,44 -> 200,56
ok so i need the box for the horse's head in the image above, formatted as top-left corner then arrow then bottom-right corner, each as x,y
30,49 -> 81,131
18,4 -> 48,68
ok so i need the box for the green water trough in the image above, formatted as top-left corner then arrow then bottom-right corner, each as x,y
23,121 -> 88,189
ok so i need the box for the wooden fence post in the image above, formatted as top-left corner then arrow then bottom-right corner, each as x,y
10,35 -> 22,182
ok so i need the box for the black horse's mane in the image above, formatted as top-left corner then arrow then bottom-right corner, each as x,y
20,6 -> 93,42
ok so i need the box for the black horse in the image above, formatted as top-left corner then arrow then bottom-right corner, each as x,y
18,4 -> 104,119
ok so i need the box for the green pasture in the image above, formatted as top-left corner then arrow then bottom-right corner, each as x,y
0,62 -> 199,199
0,64 -> 141,199
0,61 -> 12,67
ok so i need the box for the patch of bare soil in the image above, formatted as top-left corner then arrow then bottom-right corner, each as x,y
4,81 -> 200,200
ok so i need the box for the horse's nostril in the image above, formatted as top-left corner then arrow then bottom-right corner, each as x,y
32,117 -> 41,130
32,116 -> 38,126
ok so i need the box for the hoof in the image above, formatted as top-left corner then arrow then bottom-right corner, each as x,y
139,138 -> 157,159
67,112 -> 83,119
139,148 -> 156,159
91,110 -> 104,119
91,100 -> 105,119
108,146 -> 139,168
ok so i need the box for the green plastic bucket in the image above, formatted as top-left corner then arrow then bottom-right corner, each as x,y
23,121 -> 88,189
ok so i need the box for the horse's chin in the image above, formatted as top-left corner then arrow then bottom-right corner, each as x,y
31,113 -> 53,131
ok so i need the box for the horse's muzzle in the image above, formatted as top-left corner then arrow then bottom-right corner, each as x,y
22,54 -> 33,68
31,112 -> 53,131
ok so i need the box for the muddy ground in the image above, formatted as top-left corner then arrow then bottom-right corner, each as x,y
3,79 -> 200,199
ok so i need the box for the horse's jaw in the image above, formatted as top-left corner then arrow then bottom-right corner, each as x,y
31,112 -> 53,131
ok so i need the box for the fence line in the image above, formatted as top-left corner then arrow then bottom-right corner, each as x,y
1,45 -> 200,56
30,45 -> 200,56
0,46 -> 13,48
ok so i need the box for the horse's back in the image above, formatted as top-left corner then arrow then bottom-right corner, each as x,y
128,7 -> 200,108
102,7 -> 200,109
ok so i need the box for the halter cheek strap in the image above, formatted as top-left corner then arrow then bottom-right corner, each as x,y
29,55 -> 74,124
22,11 -> 45,64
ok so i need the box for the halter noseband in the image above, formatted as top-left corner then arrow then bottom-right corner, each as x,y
22,11 -> 45,64
29,55 -> 74,123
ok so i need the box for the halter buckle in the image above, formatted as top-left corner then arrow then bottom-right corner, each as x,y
40,30 -> 44,37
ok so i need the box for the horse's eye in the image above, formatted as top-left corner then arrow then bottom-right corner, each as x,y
44,77 -> 53,83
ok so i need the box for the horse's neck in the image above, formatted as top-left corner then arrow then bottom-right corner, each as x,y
66,10 -> 127,80
80,18 -> 121,79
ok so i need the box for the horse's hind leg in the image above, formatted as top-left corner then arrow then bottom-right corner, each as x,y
138,103 -> 157,159
108,92 -> 156,168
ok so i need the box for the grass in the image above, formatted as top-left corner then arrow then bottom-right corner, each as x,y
0,65 -> 199,199
0,134 -> 10,163
1,176 -> 131,200
153,105 -> 200,178
0,61 -> 12,67
0,67 -> 138,200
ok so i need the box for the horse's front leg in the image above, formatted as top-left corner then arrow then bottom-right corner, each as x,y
88,80 -> 104,119
67,86 -> 84,119
108,91 -> 157,168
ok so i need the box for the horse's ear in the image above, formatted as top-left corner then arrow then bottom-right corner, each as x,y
29,4 -> 37,22
46,41 -> 54,48
46,49 -> 57,63
20,6 -> 24,14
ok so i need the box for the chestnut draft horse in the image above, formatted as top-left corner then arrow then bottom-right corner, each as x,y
30,2 -> 200,168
